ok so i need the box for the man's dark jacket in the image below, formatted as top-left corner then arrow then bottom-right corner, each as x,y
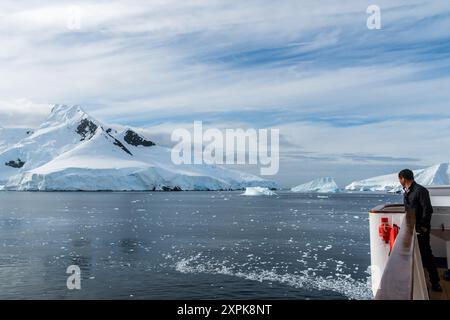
403,181 -> 433,229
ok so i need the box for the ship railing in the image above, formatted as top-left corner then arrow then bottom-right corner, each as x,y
369,204 -> 428,300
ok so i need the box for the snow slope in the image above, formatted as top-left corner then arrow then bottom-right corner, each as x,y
345,163 -> 450,193
0,105 -> 276,191
291,177 -> 340,193
0,127 -> 33,153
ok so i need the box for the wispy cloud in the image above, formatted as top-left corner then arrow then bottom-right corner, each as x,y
0,99 -> 50,128
0,0 -> 450,185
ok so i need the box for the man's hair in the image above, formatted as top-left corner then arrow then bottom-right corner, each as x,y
399,169 -> 414,181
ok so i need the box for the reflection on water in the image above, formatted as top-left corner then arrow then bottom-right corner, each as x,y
0,191 -> 401,299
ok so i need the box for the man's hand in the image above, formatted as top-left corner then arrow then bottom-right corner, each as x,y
419,226 -> 428,233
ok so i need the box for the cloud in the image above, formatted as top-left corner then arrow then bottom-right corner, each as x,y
1,1 -> 450,185
0,99 -> 50,128
340,154 -> 419,163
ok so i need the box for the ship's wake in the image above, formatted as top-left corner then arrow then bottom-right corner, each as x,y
165,253 -> 373,300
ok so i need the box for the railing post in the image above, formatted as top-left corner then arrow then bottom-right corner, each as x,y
412,231 -> 429,300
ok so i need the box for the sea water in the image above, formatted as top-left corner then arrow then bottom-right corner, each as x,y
0,191 -> 401,300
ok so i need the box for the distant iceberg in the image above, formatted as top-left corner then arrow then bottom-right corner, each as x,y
291,177 -> 340,193
345,163 -> 450,193
242,187 -> 277,196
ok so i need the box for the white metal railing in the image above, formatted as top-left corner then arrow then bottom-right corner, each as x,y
369,205 -> 429,300
412,232 -> 429,300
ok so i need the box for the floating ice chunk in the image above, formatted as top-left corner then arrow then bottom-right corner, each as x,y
171,254 -> 372,300
242,187 -> 276,196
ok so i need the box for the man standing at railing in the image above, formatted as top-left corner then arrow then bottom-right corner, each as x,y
399,169 -> 443,292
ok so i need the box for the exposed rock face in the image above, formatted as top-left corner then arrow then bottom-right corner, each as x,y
113,138 -> 133,156
76,118 -> 98,141
104,131 -> 133,156
124,130 -> 155,147
5,158 -> 25,168
162,186 -> 182,191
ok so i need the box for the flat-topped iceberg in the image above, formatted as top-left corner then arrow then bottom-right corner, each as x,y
291,177 -> 340,193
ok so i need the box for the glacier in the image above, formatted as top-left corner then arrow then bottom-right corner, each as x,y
345,163 -> 450,193
0,105 -> 276,191
291,177 -> 340,193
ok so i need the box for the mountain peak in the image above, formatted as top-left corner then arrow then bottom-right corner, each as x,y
41,104 -> 94,129
417,163 -> 450,185
50,104 -> 84,115
432,163 -> 450,170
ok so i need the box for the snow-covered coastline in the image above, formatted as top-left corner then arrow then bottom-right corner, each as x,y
0,105 -> 276,191
345,163 -> 450,193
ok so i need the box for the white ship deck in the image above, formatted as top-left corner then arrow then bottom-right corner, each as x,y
427,268 -> 450,300
428,229 -> 450,300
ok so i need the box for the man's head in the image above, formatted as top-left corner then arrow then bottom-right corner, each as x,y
398,169 -> 415,188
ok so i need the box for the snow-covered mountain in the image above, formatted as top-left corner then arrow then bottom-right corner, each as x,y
0,127 -> 33,153
345,163 -> 450,193
0,105 -> 276,191
291,177 -> 340,193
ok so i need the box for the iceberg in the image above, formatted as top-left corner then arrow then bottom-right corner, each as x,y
291,177 -> 340,193
345,163 -> 450,193
242,187 -> 277,196
0,105 -> 277,191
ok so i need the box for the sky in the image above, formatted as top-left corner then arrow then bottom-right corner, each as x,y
1,0 -> 450,187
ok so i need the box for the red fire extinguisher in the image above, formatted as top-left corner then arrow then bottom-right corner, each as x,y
389,224 -> 400,253
378,217 -> 391,243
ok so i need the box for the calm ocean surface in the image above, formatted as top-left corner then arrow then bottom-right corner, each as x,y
0,191 -> 401,300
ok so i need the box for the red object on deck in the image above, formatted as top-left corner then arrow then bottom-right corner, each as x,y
378,217 -> 391,243
389,224 -> 400,253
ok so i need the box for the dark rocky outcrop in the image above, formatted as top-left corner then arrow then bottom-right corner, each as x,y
124,130 -> 155,147
76,118 -> 98,141
113,138 -> 133,156
104,131 -> 133,156
5,158 -> 25,168
162,186 -> 182,191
